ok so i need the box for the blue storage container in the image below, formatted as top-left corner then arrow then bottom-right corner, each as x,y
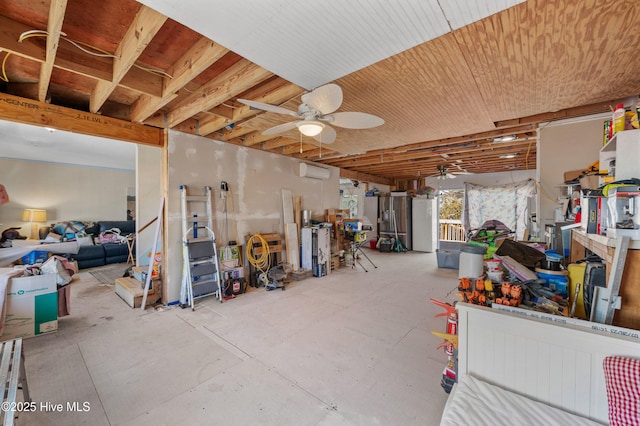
536,269 -> 569,297
17,250 -> 52,265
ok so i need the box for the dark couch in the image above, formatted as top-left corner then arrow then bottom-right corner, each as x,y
39,220 -> 135,269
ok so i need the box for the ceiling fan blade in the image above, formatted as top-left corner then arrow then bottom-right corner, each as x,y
237,99 -> 299,117
262,121 -> 300,135
302,84 -> 343,115
453,171 -> 473,175
329,112 -> 384,129
446,173 -> 457,179
313,125 -> 336,144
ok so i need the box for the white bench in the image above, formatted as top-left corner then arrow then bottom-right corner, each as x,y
0,339 -> 30,426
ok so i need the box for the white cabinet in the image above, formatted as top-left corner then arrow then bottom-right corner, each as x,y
600,129 -> 640,181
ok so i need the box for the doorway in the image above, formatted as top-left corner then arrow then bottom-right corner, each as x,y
439,189 -> 465,246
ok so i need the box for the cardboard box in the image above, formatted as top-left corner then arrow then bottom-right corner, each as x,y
2,273 -> 58,341
563,169 -> 583,183
579,175 -> 600,190
115,277 -> 159,308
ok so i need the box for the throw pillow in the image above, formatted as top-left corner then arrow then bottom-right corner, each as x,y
77,235 -> 94,247
603,356 -> 640,426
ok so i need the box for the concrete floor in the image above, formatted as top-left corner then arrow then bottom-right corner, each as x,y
19,249 -> 459,426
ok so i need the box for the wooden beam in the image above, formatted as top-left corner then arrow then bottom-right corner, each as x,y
0,16 -> 45,61
282,142 -> 320,155
38,0 -> 68,102
166,59 -> 273,127
494,99 -> 629,128
197,82 -> 304,136
331,139 -> 535,169
5,28 -> 164,98
261,137 -> 294,150
241,130 -> 277,146
131,37 -> 229,122
339,168 -> 394,186
90,6 -> 167,113
0,92 -> 163,147
323,125 -> 537,167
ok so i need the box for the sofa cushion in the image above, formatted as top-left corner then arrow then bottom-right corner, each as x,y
98,221 -> 135,236
103,243 -> 129,264
73,245 -> 106,269
74,245 -> 105,261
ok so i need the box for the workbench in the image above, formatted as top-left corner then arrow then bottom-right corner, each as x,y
570,229 -> 640,329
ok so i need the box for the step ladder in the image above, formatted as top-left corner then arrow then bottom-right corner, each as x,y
179,185 -> 223,309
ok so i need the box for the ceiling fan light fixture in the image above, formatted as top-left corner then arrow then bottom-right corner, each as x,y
297,121 -> 324,137
500,153 -> 518,159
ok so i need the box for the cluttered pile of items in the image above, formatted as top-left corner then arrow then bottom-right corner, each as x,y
0,254 -> 76,341
430,238 -> 596,394
455,239 -> 575,315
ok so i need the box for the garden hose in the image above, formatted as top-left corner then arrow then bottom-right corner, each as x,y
246,233 -> 271,277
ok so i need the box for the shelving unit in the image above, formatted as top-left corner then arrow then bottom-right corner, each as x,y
599,129 -> 640,182
570,228 -> 640,329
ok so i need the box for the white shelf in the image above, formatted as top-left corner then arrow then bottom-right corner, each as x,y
599,129 -> 640,181
601,133 -> 618,152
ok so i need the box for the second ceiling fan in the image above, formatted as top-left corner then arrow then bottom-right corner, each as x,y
431,164 -> 473,180
237,84 -> 384,144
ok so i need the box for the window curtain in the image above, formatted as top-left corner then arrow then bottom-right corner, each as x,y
463,179 -> 535,240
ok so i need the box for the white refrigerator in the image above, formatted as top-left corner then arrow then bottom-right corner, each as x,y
412,198 -> 438,252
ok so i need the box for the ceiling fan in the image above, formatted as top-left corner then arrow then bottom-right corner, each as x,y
430,164 -> 473,180
237,84 -> 384,144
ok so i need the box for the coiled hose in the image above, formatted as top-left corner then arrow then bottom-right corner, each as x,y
246,234 -> 271,278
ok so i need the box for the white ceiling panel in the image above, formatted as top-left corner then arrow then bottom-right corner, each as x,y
139,0 -> 525,90
440,0 -> 526,30
138,0 -> 449,89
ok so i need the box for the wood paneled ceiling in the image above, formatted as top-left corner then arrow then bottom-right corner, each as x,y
1,0 -> 639,185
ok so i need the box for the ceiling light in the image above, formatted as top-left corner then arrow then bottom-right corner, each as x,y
494,135 -> 516,143
297,121 -> 324,137
500,153 -> 518,159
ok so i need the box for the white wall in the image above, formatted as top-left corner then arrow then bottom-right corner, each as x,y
536,114 -> 608,234
165,130 -> 340,304
0,158 -> 134,232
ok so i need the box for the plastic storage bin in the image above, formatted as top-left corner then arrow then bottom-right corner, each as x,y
436,249 -> 460,269
458,244 -> 487,278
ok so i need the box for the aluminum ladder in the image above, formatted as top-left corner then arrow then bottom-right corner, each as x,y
179,185 -> 223,309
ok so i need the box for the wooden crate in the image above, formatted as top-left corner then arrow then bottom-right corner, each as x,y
249,233 -> 284,255
115,277 -> 160,308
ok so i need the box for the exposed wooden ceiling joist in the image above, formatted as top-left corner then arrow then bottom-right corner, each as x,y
0,0 -> 638,183
90,5 -> 167,113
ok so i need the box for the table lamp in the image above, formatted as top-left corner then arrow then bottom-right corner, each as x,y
22,208 -> 47,239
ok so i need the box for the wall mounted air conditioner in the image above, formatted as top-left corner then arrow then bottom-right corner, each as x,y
299,163 -> 330,180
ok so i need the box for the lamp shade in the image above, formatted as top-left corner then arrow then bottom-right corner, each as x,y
297,121 -> 324,137
22,208 -> 47,223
